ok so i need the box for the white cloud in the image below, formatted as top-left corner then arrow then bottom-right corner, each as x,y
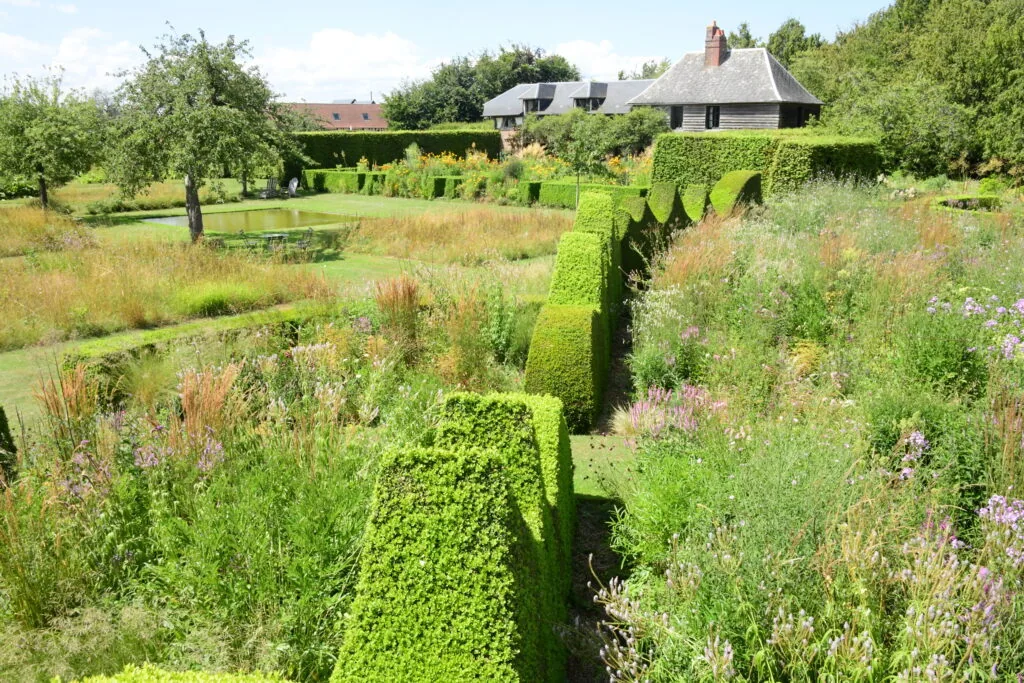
54,3 -> 77,13
0,0 -> 42,7
553,39 -> 665,80
257,29 -> 438,101
0,28 -> 139,91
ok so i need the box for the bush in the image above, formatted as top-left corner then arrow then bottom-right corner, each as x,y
647,182 -> 688,237
333,446 -> 544,683
518,180 -> 542,205
287,130 -> 501,178
538,181 -> 649,209
436,393 -> 573,679
302,169 -> 362,193
0,175 -> 35,200
709,170 -> 762,215
767,137 -> 883,196
547,232 -> 607,317
617,196 -> 658,276
442,175 -> 464,199
681,184 -> 709,223
525,305 -> 603,432
652,131 -> 881,197
572,192 -> 623,320
0,405 -> 15,483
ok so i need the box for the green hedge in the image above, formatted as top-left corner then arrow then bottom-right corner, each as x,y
647,181 -> 686,231
333,446 -> 541,683
0,405 -> 15,483
537,181 -> 649,209
933,194 -> 1003,212
302,169 -> 363,193
421,175 -> 448,199
682,184 -> 710,223
617,195 -> 659,276
436,393 -> 571,681
79,664 -> 286,682
710,170 -> 762,215
518,180 -> 542,205
289,130 -> 502,178
524,305 -> 603,432
547,231 -> 607,315
652,131 -> 881,197
442,175 -> 464,199
572,192 -> 623,322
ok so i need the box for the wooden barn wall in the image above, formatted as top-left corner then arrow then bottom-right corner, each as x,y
680,103 -> 780,131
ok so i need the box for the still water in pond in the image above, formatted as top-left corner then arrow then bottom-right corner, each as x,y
144,209 -> 351,232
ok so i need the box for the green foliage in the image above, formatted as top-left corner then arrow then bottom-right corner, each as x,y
383,45 -> 580,130
435,393 -> 573,680
652,131 -> 880,197
617,58 -> 672,80
538,181 -> 647,209
172,282 -> 267,318
681,184 -> 709,223
302,170 -> 363,193
647,181 -> 687,233
0,73 -> 105,207
618,195 -> 658,276
766,18 -> 824,68
333,446 -> 541,683
524,305 -> 603,432
572,192 -> 623,320
710,170 -> 763,215
290,130 -> 501,176
548,232 -> 607,314
110,31 -> 299,240
0,405 -> 15,483
80,664 -> 286,682
518,180 -> 542,204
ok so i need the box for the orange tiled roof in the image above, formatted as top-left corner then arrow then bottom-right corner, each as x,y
286,102 -> 389,130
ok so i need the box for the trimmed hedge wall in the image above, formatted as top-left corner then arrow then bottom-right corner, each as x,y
290,130 -> 502,179
436,393 -> 572,681
647,181 -> 686,230
537,181 -> 649,209
303,169 -> 363,193
710,170 -> 762,215
518,180 -> 542,205
333,446 -> 540,683
682,184 -> 710,223
525,305 -> 603,432
652,131 -> 881,197
547,232 -> 607,312
572,192 -> 623,321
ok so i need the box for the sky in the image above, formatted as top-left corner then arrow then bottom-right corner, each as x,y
0,0 -> 891,103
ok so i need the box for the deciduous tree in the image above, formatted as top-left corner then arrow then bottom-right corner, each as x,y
0,73 -> 104,209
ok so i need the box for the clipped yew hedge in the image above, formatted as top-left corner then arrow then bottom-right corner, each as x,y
81,665 -> 286,682
334,446 -> 542,683
652,131 -> 881,197
538,181 -> 648,209
647,181 -> 687,231
525,305 -> 604,432
682,184 -> 710,223
0,405 -> 15,483
303,169 -> 363,193
710,170 -> 762,215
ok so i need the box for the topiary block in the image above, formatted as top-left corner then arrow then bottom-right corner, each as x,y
710,170 -> 762,215
682,184 -> 709,223
0,405 -> 15,484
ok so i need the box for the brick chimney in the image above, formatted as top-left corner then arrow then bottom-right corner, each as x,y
705,21 -> 727,67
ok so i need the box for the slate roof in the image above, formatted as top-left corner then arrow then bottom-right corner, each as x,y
628,48 -> 822,106
284,102 -> 389,130
483,79 -> 656,118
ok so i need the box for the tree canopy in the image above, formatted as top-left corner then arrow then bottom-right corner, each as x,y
617,59 -> 672,81
109,30 -> 299,241
790,0 -> 1024,176
0,73 -> 105,208
382,45 -> 580,130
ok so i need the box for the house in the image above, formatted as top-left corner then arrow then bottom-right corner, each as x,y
285,101 -> 388,131
482,79 -> 655,131
628,22 -> 823,130
481,22 -> 822,133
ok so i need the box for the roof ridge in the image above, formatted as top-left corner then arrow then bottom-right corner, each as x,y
765,50 -> 782,101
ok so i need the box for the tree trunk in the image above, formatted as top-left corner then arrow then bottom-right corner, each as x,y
184,173 -> 204,243
576,172 -> 581,209
37,172 -> 48,210
241,170 -> 248,197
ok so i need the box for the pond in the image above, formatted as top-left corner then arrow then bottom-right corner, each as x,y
144,209 -> 353,233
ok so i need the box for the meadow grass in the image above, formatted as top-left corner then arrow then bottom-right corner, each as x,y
0,206 -> 95,257
603,182 -> 1024,681
0,238 -> 332,351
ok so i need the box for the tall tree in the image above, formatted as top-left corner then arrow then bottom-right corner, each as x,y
767,19 -> 824,67
617,58 -> 672,80
110,30 -> 299,242
728,22 -> 762,48
0,73 -> 104,209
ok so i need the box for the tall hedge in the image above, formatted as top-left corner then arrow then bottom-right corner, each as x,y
290,130 -> 501,179
651,131 -> 881,197
681,184 -> 710,223
537,181 -> 649,209
547,232 -> 607,313
525,305 -> 603,432
303,169 -> 363,193
436,393 -> 572,681
333,446 -> 543,683
572,192 -> 623,321
710,170 -> 763,215
0,405 -> 16,483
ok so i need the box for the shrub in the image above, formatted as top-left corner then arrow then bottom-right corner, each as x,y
518,180 -> 542,205
572,192 -> 623,320
302,169 -> 363,193
547,232 -> 607,316
332,446 -> 544,683
525,305 -> 603,432
436,393 -> 573,679
618,195 -> 658,276
646,182 -> 686,229
442,175 -> 464,199
538,181 -> 648,209
681,184 -> 709,223
0,405 -> 15,483
709,170 -> 762,215
287,130 -> 501,177
652,131 -> 881,197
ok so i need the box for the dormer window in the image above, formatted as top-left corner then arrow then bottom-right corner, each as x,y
525,99 -> 540,113
575,97 -> 606,112
332,113 -> 340,121
362,113 -> 369,120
